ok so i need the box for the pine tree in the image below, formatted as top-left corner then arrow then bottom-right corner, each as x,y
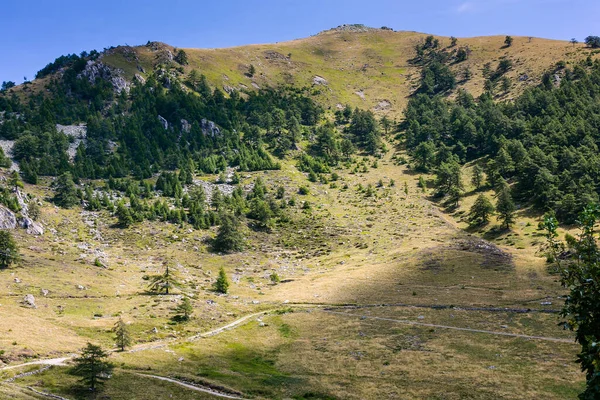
53,172 -> 78,208
148,264 -> 181,295
468,194 -> 495,226
213,213 -> 245,253
496,188 -> 516,229
214,267 -> 230,294
112,318 -> 131,351
174,296 -> 193,321
116,203 -> 133,227
72,343 -> 113,391
471,164 -> 484,189
0,231 -> 19,269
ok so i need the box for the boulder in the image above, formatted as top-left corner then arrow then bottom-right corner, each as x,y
22,294 -> 36,308
20,217 -> 44,235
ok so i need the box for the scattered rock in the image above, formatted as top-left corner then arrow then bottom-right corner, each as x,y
14,277 -> 21,283
22,294 -> 36,308
355,90 -> 365,100
313,76 -> 328,86
374,100 -> 391,111
41,289 -> 49,296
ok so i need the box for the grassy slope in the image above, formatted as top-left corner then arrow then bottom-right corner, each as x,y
1,28 -> 595,399
100,29 -> 598,120
0,145 -> 584,399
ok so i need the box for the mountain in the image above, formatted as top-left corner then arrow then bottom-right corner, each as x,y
1,26 -> 599,399
12,25 -> 596,119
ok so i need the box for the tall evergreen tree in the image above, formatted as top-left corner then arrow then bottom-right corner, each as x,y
72,343 -> 113,392
496,188 -> 516,229
468,194 -> 495,226
53,172 -> 78,208
112,318 -> 131,351
0,230 -> 19,269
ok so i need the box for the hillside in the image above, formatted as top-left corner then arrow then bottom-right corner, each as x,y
103,28 -> 596,118
1,26 -> 600,399
10,26 -> 598,120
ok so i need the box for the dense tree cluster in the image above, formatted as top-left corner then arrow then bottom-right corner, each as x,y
404,60 -> 600,223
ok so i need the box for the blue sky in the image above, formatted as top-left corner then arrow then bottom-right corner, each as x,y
1,0 -> 598,84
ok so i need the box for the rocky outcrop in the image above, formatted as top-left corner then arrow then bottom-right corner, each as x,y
0,205 -> 17,229
0,191 -> 44,235
78,60 -> 130,94
181,119 -> 191,133
201,119 -> 221,137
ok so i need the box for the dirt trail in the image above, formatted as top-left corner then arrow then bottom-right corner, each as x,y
134,374 -> 245,399
323,310 -> 576,344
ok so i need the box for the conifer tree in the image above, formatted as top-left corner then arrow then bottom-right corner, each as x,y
112,318 -> 131,351
174,296 -> 193,320
148,264 -> 181,295
72,343 -> 113,391
468,194 -> 495,226
214,267 -> 230,294
496,188 -> 516,229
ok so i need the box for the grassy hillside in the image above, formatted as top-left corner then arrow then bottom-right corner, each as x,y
97,28 -> 599,119
0,145 -> 584,399
1,26 -> 597,399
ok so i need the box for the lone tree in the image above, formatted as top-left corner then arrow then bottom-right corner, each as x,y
72,343 -> 113,392
53,172 -> 78,208
0,231 -> 19,269
112,318 -> 131,351
468,194 -> 495,226
496,188 -> 516,229
450,36 -> 458,47
148,264 -> 181,295
544,206 -> 600,398
214,267 -> 229,294
504,35 -> 513,47
174,296 -> 193,321
248,64 -> 256,77
570,38 -> 579,47
584,35 -> 600,48
213,213 -> 245,253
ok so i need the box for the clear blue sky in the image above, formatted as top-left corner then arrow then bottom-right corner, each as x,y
1,0 -> 597,84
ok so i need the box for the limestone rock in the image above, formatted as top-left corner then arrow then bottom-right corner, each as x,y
200,119 -> 221,137
22,294 -> 36,308
0,205 -> 17,229
21,217 -> 44,236
313,76 -> 328,86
